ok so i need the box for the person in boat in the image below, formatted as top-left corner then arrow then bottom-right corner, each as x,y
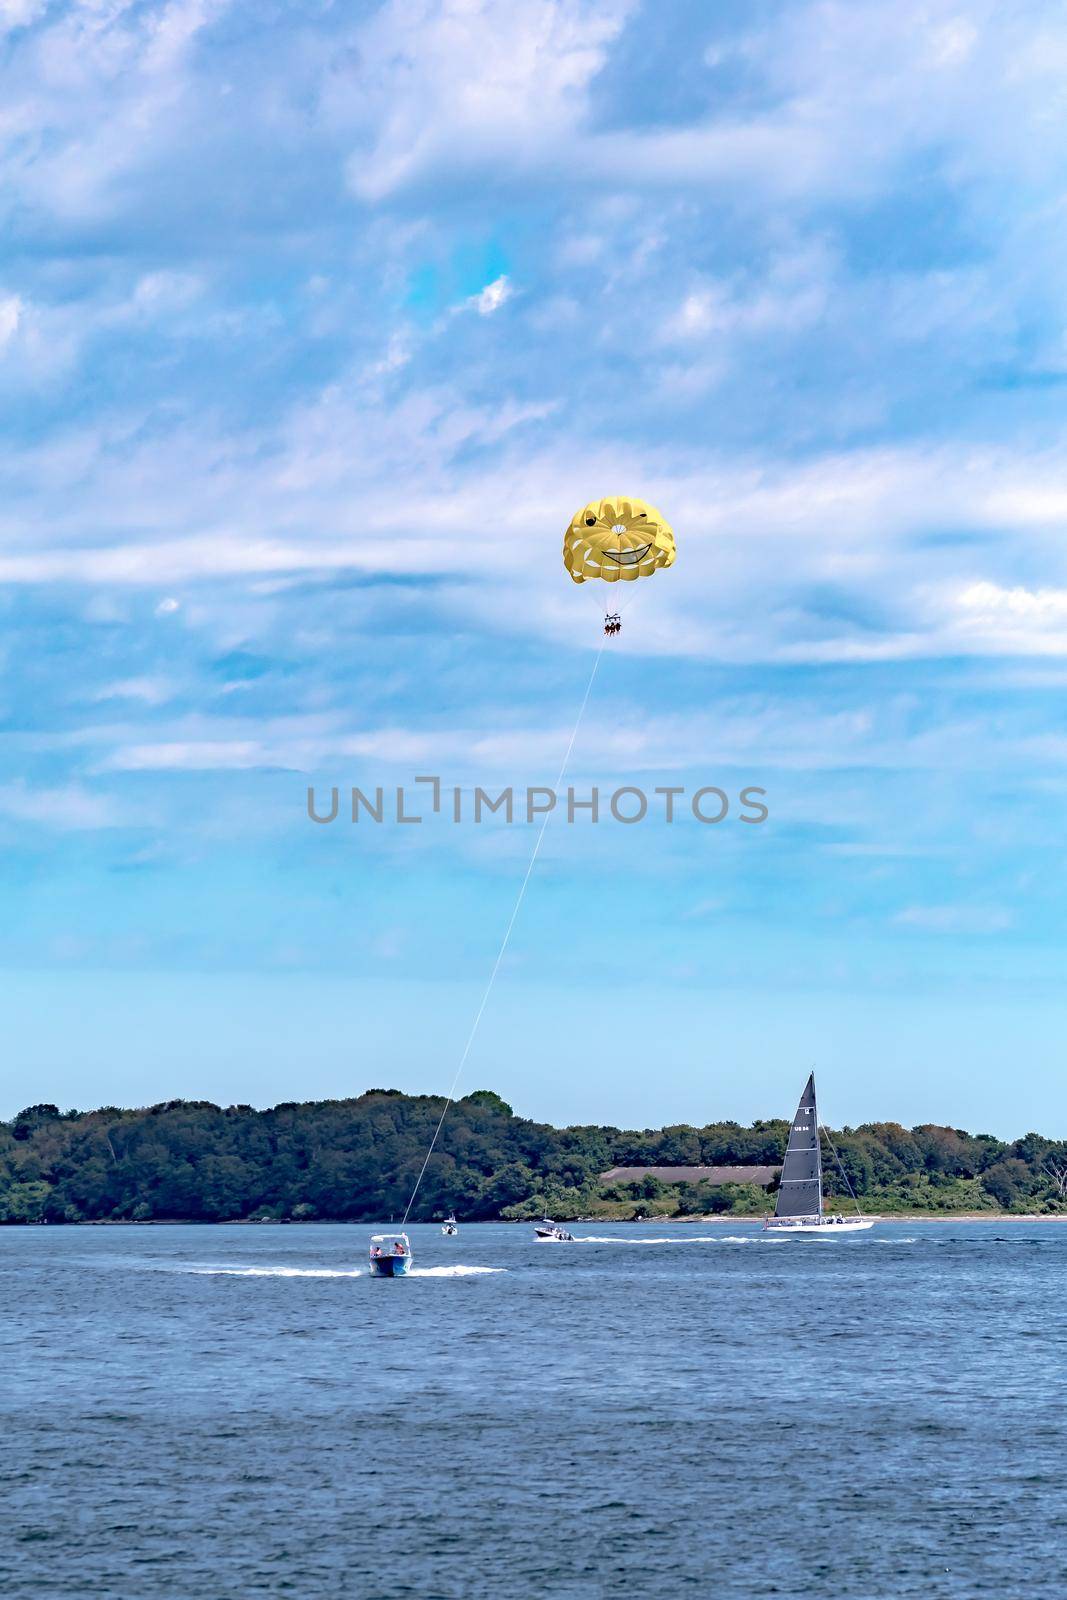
394,1240 -> 405,1255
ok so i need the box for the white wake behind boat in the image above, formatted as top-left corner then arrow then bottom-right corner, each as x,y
763,1073 -> 874,1236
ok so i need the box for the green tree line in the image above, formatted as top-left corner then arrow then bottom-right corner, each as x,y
2,1090 -> 1065,1223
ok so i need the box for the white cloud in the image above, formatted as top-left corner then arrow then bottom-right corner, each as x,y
0,296 -> 22,348
318,0 -> 1067,218
143,0 -> 220,74
661,249 -> 831,345
91,688 -> 1058,780
364,332 -> 413,379
0,0 -> 231,227
0,0 -> 45,33
468,275 -> 512,316
0,782 -> 126,830
107,739 -> 262,771
127,271 -> 204,316
91,677 -> 176,706
959,581 -> 1067,621
337,0 -> 633,202
952,581 -> 1067,654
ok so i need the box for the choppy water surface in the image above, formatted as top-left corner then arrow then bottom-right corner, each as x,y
3,1221 -> 1067,1598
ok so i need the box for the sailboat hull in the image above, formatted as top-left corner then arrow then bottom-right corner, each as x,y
764,1218 -> 874,1236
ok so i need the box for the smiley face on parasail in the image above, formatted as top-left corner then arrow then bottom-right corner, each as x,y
563,497 -> 676,585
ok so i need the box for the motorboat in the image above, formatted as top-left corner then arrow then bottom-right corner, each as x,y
534,1219 -> 575,1242
441,1215 -> 459,1236
763,1073 -> 874,1236
369,1233 -> 413,1276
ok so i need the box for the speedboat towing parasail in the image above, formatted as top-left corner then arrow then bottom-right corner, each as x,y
369,1233 -> 413,1276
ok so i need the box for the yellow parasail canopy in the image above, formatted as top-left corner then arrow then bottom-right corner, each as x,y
563,497 -> 676,584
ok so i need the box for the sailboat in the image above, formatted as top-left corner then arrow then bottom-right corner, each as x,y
764,1073 -> 874,1235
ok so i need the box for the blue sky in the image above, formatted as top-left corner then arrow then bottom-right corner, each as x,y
2,0 -> 1066,1134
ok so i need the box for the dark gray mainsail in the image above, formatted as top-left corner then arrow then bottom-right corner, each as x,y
773,1073 -> 823,1219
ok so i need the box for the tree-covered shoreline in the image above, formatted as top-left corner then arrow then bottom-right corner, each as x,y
3,1089 -> 1066,1224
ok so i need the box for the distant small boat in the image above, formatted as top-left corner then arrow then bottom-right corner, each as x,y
764,1073 -> 874,1236
369,1233 -> 413,1276
441,1215 -> 459,1236
534,1218 -> 575,1242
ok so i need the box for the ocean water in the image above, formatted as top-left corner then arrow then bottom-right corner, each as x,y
3,1220 -> 1067,1599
